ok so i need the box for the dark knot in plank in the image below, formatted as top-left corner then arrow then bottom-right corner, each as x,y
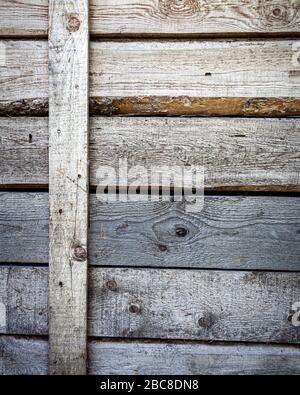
72,245 -> 87,262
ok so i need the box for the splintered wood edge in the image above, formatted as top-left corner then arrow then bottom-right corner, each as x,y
1,97 -> 300,116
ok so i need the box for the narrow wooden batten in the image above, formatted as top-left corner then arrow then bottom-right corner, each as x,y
48,0 -> 89,375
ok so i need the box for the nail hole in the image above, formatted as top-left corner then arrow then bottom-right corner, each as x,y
158,244 -> 168,252
205,72 -> 212,76
59,281 -> 63,288
28,134 -> 32,143
58,209 -> 63,214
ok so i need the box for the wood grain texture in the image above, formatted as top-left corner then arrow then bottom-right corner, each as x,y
0,193 -> 48,264
0,118 -> 48,187
88,340 -> 300,375
1,0 -> 300,37
0,267 -> 299,344
1,117 -> 300,191
91,40 -> 300,97
89,195 -> 300,271
89,117 -> 300,191
1,336 -> 300,375
1,40 -> 300,116
0,336 -> 48,375
1,192 -> 300,270
0,0 -> 48,37
48,0 -> 89,375
90,0 -> 300,36
90,96 -> 300,117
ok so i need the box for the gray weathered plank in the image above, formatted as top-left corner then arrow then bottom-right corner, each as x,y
88,340 -> 300,375
0,336 -> 48,375
1,0 -> 300,37
1,336 -> 300,375
1,117 -> 300,191
90,117 -> 300,191
1,40 -> 300,117
48,0 -> 89,375
0,267 -> 299,343
1,192 -> 300,271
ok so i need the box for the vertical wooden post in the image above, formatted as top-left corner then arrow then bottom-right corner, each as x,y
48,0 -> 89,375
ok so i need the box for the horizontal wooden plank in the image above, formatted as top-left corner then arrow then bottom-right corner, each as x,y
89,117 -> 300,191
1,117 -> 300,191
88,340 -> 300,375
1,1 -> 300,37
1,40 -> 300,116
0,193 -> 48,264
90,0 -> 300,36
1,336 -> 300,375
0,336 -> 48,375
90,40 -> 300,98
1,192 -> 300,270
0,267 -> 299,343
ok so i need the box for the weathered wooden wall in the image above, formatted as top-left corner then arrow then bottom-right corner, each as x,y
0,0 -> 300,375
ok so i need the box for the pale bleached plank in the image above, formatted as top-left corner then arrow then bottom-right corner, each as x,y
1,117 -> 300,191
1,0 -> 300,37
48,0 -> 89,375
1,336 -> 300,375
90,40 -> 300,97
90,0 -> 300,36
1,192 -> 300,271
0,0 -> 48,37
0,267 -> 299,343
1,40 -> 300,117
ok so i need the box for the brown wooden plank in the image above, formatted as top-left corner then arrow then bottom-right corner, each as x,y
0,267 -> 299,344
1,40 -> 300,116
1,1 -> 300,37
48,0 -> 89,375
1,336 -> 300,375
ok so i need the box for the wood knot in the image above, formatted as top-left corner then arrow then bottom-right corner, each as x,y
67,15 -> 81,32
72,245 -> 87,262
128,303 -> 141,314
175,226 -> 188,237
159,0 -> 208,20
198,312 -> 217,329
106,279 -> 118,291
258,0 -> 298,28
